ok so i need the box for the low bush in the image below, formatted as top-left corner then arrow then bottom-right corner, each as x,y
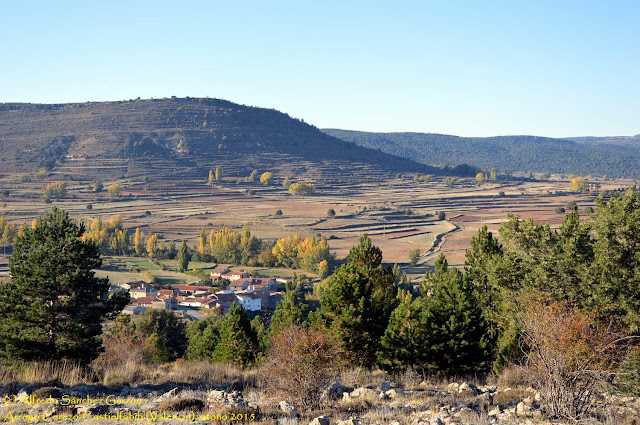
522,300 -> 630,420
264,325 -> 342,410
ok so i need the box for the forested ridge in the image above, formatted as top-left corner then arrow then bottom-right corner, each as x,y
324,129 -> 640,178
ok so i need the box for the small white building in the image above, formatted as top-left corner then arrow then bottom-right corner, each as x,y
130,287 -> 159,299
227,271 -> 251,281
235,292 -> 262,311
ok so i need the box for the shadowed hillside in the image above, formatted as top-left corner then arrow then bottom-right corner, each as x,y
0,98 -> 453,183
323,129 -> 640,178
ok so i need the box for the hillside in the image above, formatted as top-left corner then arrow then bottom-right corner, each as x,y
0,98 -> 448,183
323,129 -> 640,178
568,134 -> 640,149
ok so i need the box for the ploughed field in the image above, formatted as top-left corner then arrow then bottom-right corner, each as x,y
0,170 -> 628,282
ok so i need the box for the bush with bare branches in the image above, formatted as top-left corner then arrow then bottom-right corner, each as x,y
92,328 -> 153,386
522,300 -> 632,420
263,325 -> 342,410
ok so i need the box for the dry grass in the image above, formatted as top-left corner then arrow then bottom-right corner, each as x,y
156,397 -> 205,412
100,361 -> 147,387
492,388 -> 532,405
340,367 -> 390,389
494,364 -> 530,389
0,360 -> 93,386
159,360 -> 260,388
0,359 -> 255,390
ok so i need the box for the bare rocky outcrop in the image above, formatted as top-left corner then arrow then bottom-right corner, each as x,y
207,389 -> 247,408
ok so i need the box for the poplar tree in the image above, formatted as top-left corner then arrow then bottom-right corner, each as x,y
0,207 -> 129,362
198,229 -> 207,256
178,240 -> 189,272
134,227 -> 144,256
146,234 -> 158,258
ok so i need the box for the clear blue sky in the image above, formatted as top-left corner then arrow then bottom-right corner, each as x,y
1,1 -> 638,137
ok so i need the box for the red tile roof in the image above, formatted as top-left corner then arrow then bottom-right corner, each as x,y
171,284 -> 211,292
132,297 -> 156,305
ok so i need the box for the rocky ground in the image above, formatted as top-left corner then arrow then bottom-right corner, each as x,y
0,379 -> 638,424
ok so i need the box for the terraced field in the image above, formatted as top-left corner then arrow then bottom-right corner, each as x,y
0,169 -> 629,282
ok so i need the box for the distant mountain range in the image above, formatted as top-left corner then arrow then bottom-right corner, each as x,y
323,129 -> 640,178
2,97 -> 635,182
0,98 -> 454,183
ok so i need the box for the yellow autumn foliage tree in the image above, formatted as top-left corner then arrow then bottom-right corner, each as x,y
272,234 -> 333,272
82,214 -> 129,254
134,227 -> 144,256
146,234 -> 158,258
570,177 -> 587,192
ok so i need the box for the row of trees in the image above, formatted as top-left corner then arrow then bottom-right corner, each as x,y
207,166 -> 223,185
205,167 -> 315,194
82,216 -> 179,260
80,212 -> 335,275
207,167 -> 284,188
475,168 -> 497,183
288,182 -> 316,196
194,227 -> 333,274
195,227 -> 261,265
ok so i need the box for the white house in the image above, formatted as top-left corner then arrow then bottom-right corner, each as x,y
235,292 -> 262,311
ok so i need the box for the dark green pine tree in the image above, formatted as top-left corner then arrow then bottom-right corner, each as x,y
585,189 -> 640,331
377,290 -> 426,371
420,255 -> 491,375
177,240 -> 189,272
315,234 -> 398,367
185,315 -> 223,361
133,309 -> 187,361
250,315 -> 269,355
213,302 -> 258,366
465,225 -> 503,338
0,207 -> 129,363
269,273 -> 308,340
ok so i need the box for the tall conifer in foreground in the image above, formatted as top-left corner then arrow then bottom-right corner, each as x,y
270,273 -> 308,340
419,255 -> 491,374
379,255 -> 491,375
0,207 -> 129,363
314,234 -> 398,367
213,302 -> 258,366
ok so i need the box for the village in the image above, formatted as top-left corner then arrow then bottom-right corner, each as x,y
117,266 -> 287,320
